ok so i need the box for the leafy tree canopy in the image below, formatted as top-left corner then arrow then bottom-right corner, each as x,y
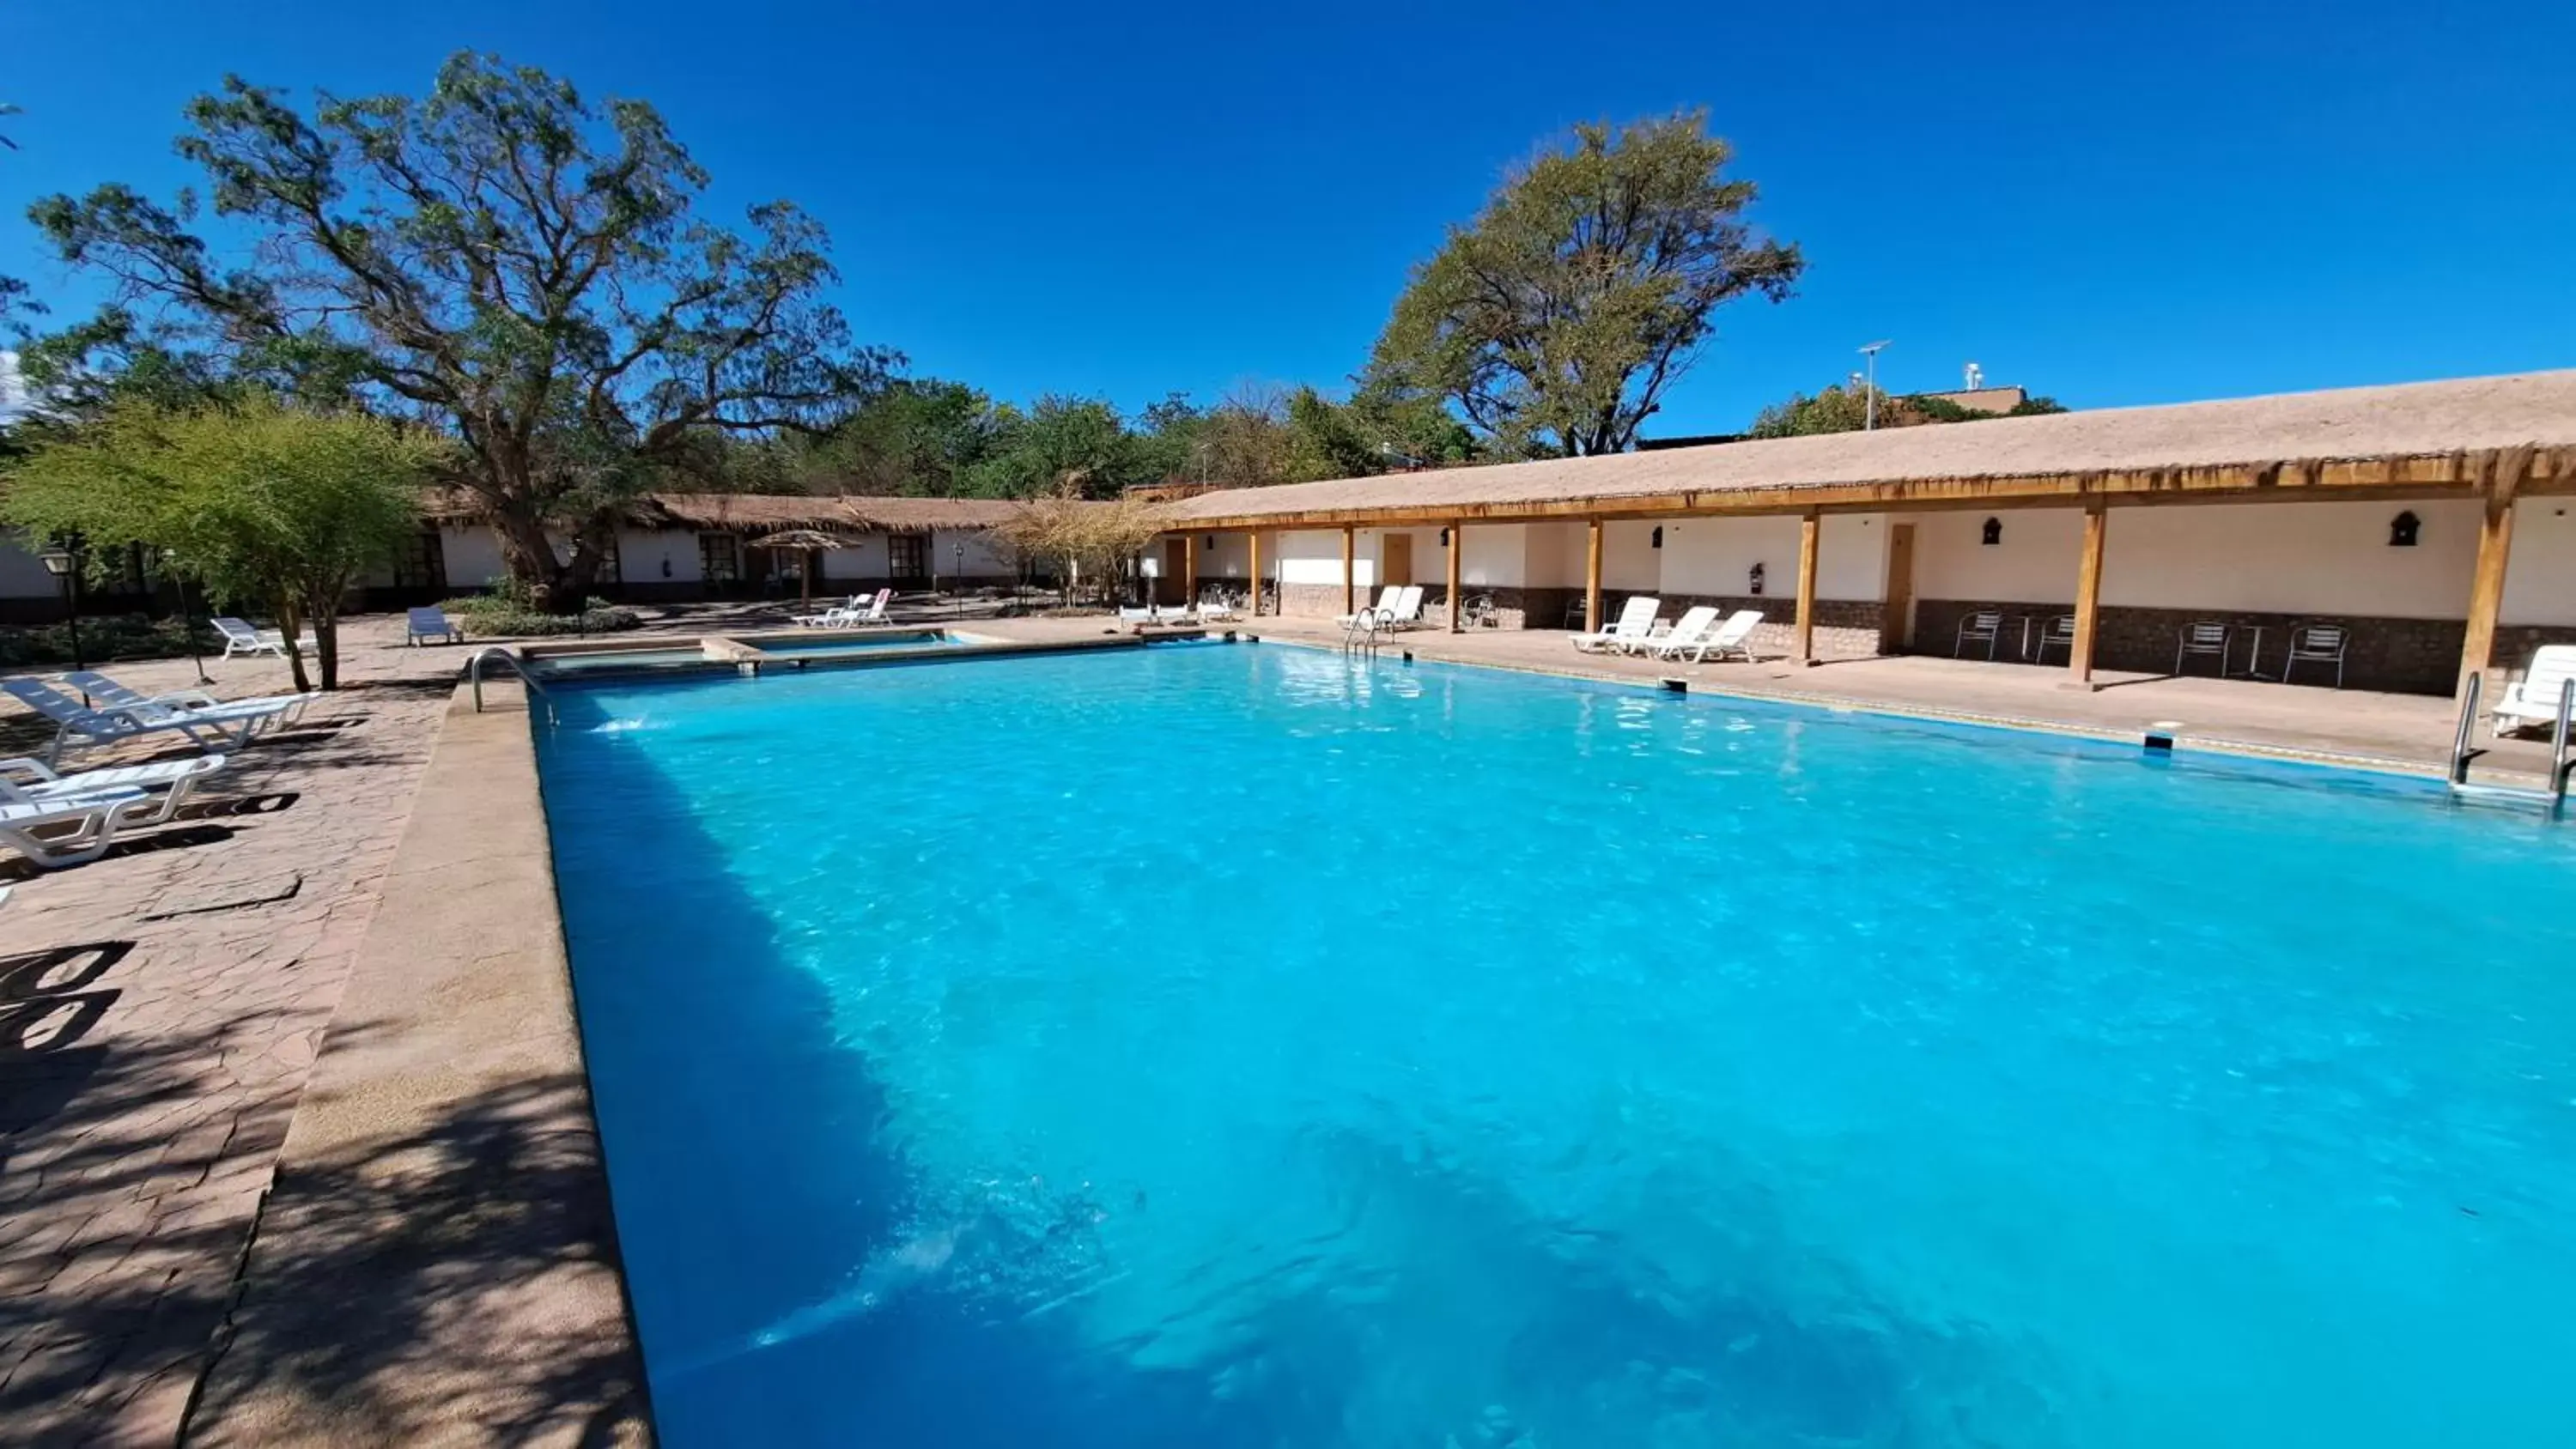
1363,110 -> 1801,458
1748,383 -> 2069,438
0,393 -> 434,688
26,52 -> 893,609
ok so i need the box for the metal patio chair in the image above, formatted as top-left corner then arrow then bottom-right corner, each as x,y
2280,624 -> 2348,688
2032,614 -> 2077,664
1954,610 -> 2003,660
2175,620 -> 2231,676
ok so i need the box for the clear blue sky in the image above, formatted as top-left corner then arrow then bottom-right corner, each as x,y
6,0 -> 2572,436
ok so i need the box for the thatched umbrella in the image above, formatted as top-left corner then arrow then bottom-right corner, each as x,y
750,529 -> 846,609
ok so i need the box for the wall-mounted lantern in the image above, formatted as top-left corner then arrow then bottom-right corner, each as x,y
1748,561 -> 1765,597
1981,517 -> 2003,546
1650,525 -> 1664,549
1438,527 -> 1450,547
1204,534 -> 1217,549
2388,511 -> 2421,548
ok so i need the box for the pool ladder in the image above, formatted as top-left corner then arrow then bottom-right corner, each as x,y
1342,609 -> 1390,657
469,647 -> 559,727
2447,671 -> 2572,813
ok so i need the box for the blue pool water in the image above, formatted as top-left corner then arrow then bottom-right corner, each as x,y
535,644 -> 2576,1447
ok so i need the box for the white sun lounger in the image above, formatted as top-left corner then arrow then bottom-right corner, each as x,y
1572,597 -> 1660,653
793,595 -> 863,627
1377,585 -> 1427,631
1635,606 -> 1725,662
812,589 -> 894,627
0,787 -> 149,869
4,677 -> 270,766
211,616 -> 316,658
1195,597 -> 1237,621
2493,645 -> 2576,736
1336,586 -> 1401,630
1697,609 -> 1768,664
0,754 -> 228,828
65,672 -> 313,731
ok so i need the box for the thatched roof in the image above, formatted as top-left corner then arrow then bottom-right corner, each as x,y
1161,370 -> 2576,527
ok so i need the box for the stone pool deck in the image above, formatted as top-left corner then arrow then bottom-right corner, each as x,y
2,599 -> 2560,1446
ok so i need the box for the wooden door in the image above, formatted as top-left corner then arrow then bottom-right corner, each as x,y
1163,538 -> 1189,605
1382,533 -> 1415,586
1880,522 -> 1917,653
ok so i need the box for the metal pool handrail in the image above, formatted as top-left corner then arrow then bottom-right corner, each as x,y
470,647 -> 558,726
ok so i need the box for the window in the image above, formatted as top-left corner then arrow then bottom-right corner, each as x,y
388,529 -> 447,590
698,532 -> 740,583
887,533 -> 927,579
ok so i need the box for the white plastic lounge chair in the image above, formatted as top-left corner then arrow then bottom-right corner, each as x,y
1696,609 -> 1767,663
1637,606 -> 1725,662
1116,606 -> 1157,622
1379,585 -> 1427,631
0,754 -> 227,828
1572,597 -> 1661,653
407,605 -> 464,645
0,788 -> 149,869
211,616 -> 316,658
2493,645 -> 2576,736
1155,600 -> 1198,623
793,595 -> 864,627
1336,586 -> 1401,630
846,589 -> 893,627
4,677 -> 268,766
64,672 -> 313,732
1195,597 -> 1237,621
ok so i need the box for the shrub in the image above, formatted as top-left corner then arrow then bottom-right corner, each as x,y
446,583 -> 641,638
0,613 -> 226,669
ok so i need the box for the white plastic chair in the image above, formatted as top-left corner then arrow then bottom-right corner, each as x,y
1638,606 -> 1724,662
2494,645 -> 2576,735
0,787 -> 149,869
1571,597 -> 1660,653
0,754 -> 227,828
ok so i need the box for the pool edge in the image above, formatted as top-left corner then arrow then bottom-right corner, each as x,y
185,676 -> 655,1447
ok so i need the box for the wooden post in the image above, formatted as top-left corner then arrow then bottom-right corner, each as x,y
1792,508 -> 1821,664
1583,518 -> 1603,635
1248,531 -> 1262,616
1447,522 -> 1464,633
1182,532 -> 1198,606
2458,448 -> 2530,699
2069,499 -> 2108,688
1342,525 -> 1356,615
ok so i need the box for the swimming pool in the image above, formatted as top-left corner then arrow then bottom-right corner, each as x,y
535,643 -> 2576,1447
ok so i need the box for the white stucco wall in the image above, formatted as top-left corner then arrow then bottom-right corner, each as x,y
1911,500 -> 2506,619
2502,499 -> 2576,626
1656,514 -> 1889,601
1275,530 -> 1346,585
1602,521 -> 1659,591
617,528 -> 705,585
439,524 -> 511,588
1456,524 -> 1526,587
1910,508 -> 2086,603
932,528 -> 1012,578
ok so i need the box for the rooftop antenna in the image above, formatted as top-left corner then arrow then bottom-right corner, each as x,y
1857,340 -> 1892,429
1964,361 -> 1984,391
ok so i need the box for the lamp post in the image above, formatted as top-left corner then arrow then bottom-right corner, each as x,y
163,547 -> 213,685
1858,340 -> 1891,430
37,546 -> 87,704
951,542 -> 965,615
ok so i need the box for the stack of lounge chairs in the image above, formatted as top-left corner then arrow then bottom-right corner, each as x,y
1568,599 -> 1766,664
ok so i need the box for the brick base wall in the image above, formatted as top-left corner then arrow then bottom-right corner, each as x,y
1913,597 -> 2483,694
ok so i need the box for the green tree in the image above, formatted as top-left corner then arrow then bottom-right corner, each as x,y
27,53 -> 892,612
1,395 -> 432,689
1747,383 -> 1889,438
963,396 -> 1167,499
1363,110 -> 1801,458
